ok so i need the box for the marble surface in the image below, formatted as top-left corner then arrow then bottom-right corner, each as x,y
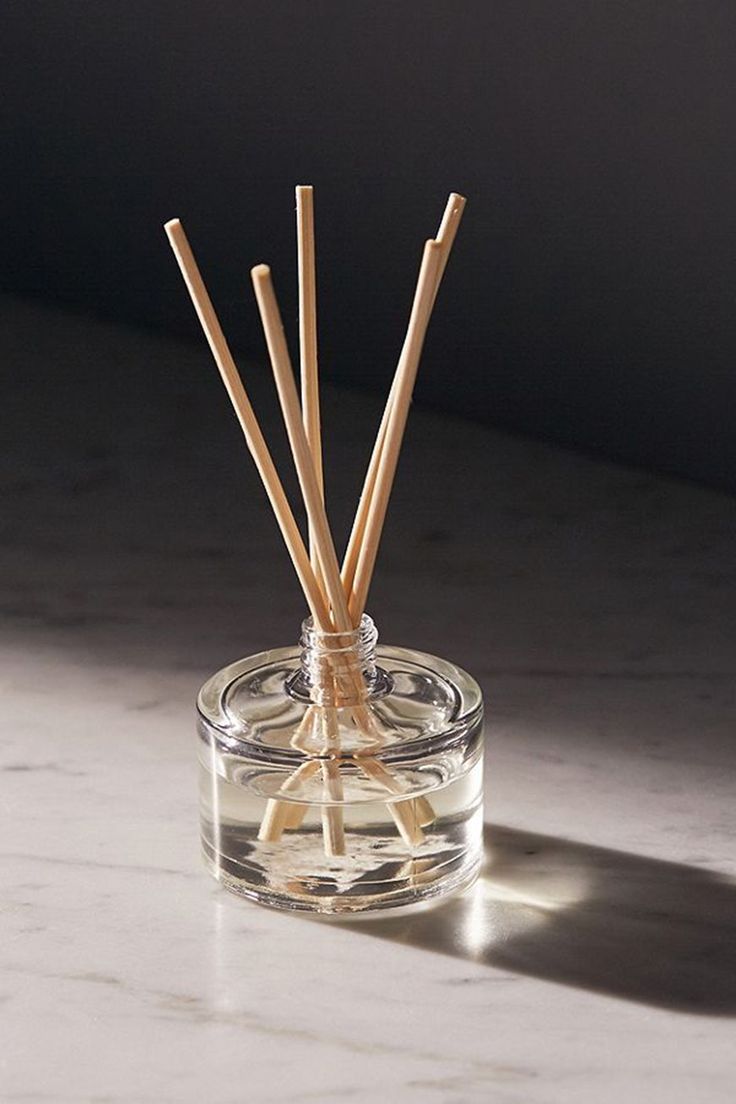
2,296 -> 736,1102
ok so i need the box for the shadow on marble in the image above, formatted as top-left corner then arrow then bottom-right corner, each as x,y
338,824 -> 736,1015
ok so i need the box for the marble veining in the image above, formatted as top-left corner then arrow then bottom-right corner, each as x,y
1,297 -> 735,1102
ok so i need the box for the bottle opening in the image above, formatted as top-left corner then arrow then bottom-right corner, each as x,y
288,614 -> 384,706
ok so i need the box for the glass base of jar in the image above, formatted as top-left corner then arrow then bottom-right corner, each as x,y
201,801 -> 483,915
197,629 -> 485,916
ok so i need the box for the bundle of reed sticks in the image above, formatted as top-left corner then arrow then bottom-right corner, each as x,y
165,187 -> 465,858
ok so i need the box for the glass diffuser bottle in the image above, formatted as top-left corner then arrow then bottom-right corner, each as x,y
198,615 -> 484,914
166,188 -> 480,915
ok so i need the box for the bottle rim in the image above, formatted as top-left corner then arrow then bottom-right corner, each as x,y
197,642 -> 484,767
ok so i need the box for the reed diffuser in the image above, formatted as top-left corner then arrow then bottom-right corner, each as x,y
165,188 -> 484,914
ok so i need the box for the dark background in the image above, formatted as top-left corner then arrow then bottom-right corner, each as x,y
3,0 -> 736,490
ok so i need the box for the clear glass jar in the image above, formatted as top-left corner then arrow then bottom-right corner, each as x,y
197,615 -> 484,914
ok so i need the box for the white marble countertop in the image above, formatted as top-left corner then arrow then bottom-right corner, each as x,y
2,297 -> 735,1102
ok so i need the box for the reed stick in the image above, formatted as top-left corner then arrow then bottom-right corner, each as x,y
296,184 -> 323,578
257,759 -> 321,842
164,220 -> 331,630
341,194 -> 466,596
320,714 -> 346,855
294,190 -> 325,751
337,195 -> 465,834
252,263 -> 433,849
296,189 -> 348,853
347,239 -> 444,623
251,262 -> 353,853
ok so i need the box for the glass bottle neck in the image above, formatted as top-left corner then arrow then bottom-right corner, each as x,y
296,614 -> 379,706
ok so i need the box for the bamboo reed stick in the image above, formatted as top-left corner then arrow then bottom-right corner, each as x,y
320,715 -> 346,856
338,195 -> 466,834
296,185 -> 323,572
257,759 -> 322,841
296,186 -> 346,854
251,262 -> 352,853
